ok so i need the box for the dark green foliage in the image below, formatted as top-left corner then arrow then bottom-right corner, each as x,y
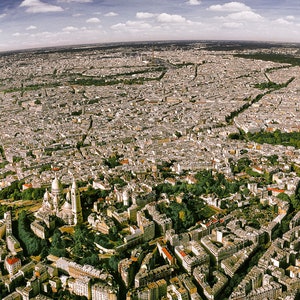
0,160 -> 9,169
225,93 -> 264,124
0,145 -> 5,159
71,110 -> 82,116
291,164 -> 300,177
0,170 -> 16,180
103,153 -> 122,168
266,154 -> 278,165
68,66 -> 166,87
21,188 -> 45,200
157,201 -> 194,233
234,53 -> 300,66
40,163 -> 52,172
109,176 -> 126,187
108,255 -> 120,272
4,81 -> 61,93
290,182 -> 300,211
13,156 -> 22,163
254,77 -> 294,90
49,229 -> 67,257
94,233 -> 115,249
247,130 -> 300,149
228,133 -> 242,140
155,169 -> 241,200
26,150 -> 36,158
80,252 -> 99,266
232,157 -> 251,174
0,180 -> 24,200
71,224 -> 104,264
80,185 -> 109,209
17,210 -> 48,256
0,204 -> 8,219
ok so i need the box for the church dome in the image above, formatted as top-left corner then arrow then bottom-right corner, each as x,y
52,175 -> 61,192
62,200 -> 72,210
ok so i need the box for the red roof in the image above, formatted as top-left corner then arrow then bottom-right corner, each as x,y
179,251 -> 187,257
162,247 -> 173,261
23,183 -> 32,188
267,187 -> 285,193
6,257 -> 20,265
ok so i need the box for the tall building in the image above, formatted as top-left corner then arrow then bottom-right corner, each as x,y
70,178 -> 83,225
5,256 -> 21,276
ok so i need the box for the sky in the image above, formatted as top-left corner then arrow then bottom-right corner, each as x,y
0,0 -> 299,51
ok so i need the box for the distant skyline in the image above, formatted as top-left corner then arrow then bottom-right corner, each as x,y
0,0 -> 299,51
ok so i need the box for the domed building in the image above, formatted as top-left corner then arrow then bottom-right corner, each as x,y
35,175 -> 83,226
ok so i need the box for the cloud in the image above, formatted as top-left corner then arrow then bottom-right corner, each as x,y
227,11 -> 263,21
26,25 -> 37,30
286,16 -> 295,20
63,26 -> 79,32
275,18 -> 292,25
0,14 -> 7,18
105,12 -> 118,17
208,2 -> 251,12
111,21 -> 152,33
20,0 -> 63,13
136,12 -> 155,19
157,13 -> 186,23
86,17 -> 101,23
187,0 -> 201,5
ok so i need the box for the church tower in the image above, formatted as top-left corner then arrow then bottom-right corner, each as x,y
70,178 -> 83,225
51,175 -> 62,212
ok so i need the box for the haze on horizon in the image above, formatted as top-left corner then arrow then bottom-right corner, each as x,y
0,0 -> 300,52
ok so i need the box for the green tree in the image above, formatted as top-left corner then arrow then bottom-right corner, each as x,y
49,229 -> 67,257
17,210 -> 47,256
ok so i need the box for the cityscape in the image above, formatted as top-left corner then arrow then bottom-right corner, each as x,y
0,40 -> 300,300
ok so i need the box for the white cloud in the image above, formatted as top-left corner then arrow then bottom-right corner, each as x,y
86,17 -> 101,23
286,16 -> 295,20
105,12 -> 118,17
157,13 -> 186,23
275,18 -> 292,25
227,11 -> 263,21
73,13 -> 83,17
63,26 -> 79,32
20,0 -> 63,13
0,14 -> 7,18
187,0 -> 201,5
13,32 -> 21,37
0,29 -> 2,33
26,25 -> 37,30
136,12 -> 155,19
208,2 -> 251,12
111,21 -> 151,30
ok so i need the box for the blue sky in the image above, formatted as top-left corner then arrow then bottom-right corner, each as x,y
0,0 -> 299,51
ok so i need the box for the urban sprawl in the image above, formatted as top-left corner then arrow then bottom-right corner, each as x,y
0,41 -> 300,300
